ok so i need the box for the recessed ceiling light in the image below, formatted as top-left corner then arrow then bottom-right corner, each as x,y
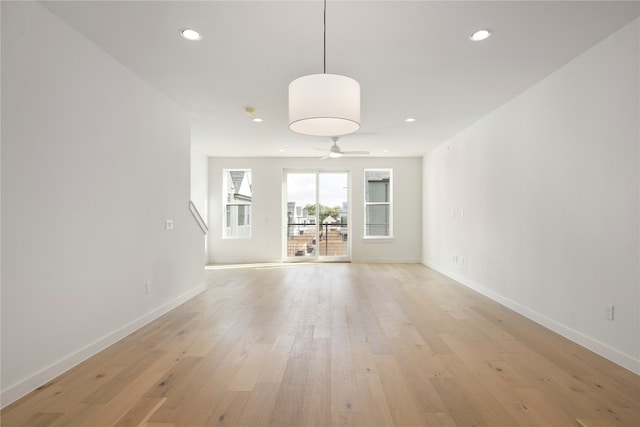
252,117 -> 263,123
470,29 -> 492,42
405,118 -> 416,123
383,149 -> 389,153
180,28 -> 201,41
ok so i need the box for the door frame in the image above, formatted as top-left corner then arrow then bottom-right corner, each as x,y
282,168 -> 351,262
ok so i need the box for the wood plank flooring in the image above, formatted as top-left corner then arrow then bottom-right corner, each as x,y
2,263 -> 639,426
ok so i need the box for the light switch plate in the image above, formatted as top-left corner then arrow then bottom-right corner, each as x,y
605,305 -> 614,321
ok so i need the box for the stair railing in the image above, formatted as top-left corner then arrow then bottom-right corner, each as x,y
189,201 -> 208,234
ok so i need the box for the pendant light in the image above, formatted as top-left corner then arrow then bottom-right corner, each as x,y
288,0 -> 360,137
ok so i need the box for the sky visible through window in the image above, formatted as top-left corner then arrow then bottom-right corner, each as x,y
287,172 -> 347,209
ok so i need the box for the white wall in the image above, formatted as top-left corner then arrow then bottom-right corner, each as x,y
190,150 -> 209,221
422,19 -> 639,373
208,157 -> 422,264
190,149 -> 209,258
1,2 -> 205,406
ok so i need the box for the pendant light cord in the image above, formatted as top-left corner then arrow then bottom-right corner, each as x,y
323,0 -> 326,74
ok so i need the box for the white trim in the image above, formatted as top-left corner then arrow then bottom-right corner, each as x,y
222,168 -> 252,239
0,283 -> 207,408
364,168 -> 393,238
210,257 -> 283,265
423,259 -> 640,375
282,169 -> 351,262
351,258 -> 422,264
209,258 -> 420,265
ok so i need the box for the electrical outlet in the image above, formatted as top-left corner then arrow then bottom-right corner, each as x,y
605,305 -> 614,321
146,281 -> 151,294
165,219 -> 174,230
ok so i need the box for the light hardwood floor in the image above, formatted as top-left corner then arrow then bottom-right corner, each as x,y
2,263 -> 639,426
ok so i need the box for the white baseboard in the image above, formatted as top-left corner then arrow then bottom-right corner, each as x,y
423,260 -> 640,375
208,258 -> 423,265
1,283 -> 207,408
208,257 -> 282,265
351,258 -> 423,264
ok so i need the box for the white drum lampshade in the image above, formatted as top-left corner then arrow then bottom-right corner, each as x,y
288,73 -> 360,137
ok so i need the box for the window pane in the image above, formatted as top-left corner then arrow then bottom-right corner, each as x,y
238,205 -> 245,226
223,169 -> 252,238
365,170 -> 390,202
367,181 -> 388,202
364,169 -> 392,237
366,205 -> 389,236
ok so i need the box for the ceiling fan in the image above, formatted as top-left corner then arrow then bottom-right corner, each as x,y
317,136 -> 370,159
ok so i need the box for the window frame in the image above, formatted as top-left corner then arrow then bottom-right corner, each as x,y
363,168 -> 393,239
222,168 -> 252,239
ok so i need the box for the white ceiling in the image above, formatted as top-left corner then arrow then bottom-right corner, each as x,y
41,1 -> 639,157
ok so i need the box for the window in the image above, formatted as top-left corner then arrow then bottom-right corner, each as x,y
223,169 -> 252,238
364,169 -> 392,237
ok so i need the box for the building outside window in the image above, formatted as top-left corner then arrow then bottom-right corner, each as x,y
223,169 -> 252,238
364,169 -> 392,237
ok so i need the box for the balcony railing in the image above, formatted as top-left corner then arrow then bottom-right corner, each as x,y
287,223 -> 348,257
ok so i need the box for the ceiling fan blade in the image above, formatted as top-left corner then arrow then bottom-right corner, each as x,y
341,150 -> 370,155
315,147 -> 330,151
320,155 -> 330,160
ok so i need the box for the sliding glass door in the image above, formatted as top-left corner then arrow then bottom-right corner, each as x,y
284,170 -> 350,261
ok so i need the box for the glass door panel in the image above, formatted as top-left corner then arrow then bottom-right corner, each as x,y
285,173 -> 318,259
318,172 -> 348,259
284,170 -> 349,261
